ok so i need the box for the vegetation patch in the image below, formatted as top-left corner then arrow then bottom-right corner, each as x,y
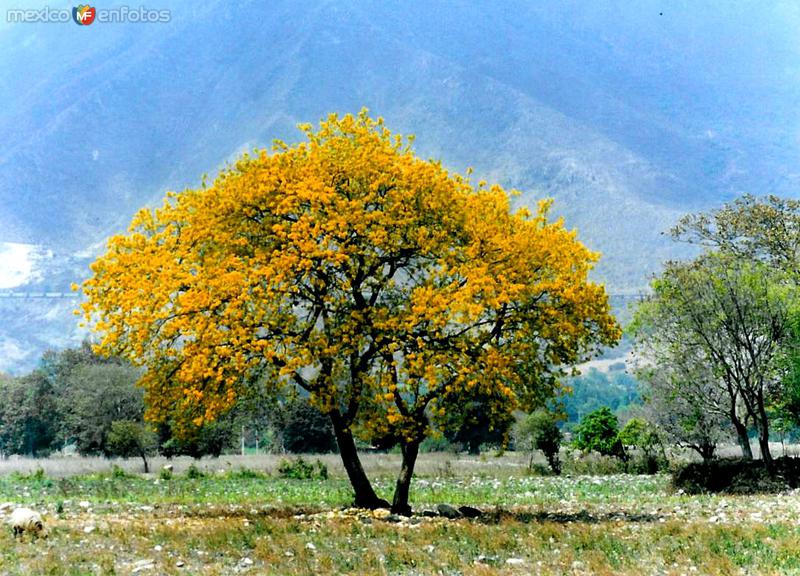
673,456 -> 800,494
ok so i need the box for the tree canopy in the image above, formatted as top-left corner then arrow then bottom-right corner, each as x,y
81,111 -> 619,513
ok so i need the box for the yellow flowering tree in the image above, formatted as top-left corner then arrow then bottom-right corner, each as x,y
81,111 -> 620,513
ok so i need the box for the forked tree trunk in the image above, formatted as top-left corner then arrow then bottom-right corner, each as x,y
391,440 -> 420,516
329,410 -> 389,509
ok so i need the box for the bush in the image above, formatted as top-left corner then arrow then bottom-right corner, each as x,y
573,407 -> 625,459
562,453 -> 628,475
185,463 -> 205,479
278,457 -> 328,480
673,457 -> 800,494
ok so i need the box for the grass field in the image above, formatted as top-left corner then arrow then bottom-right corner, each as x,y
1,453 -> 800,575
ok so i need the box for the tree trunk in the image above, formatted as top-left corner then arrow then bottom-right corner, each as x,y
140,451 -> 150,474
756,416 -> 772,465
391,440 -> 420,516
329,411 -> 389,509
731,415 -> 753,460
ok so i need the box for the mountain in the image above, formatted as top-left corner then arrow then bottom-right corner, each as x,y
1,0 -> 799,371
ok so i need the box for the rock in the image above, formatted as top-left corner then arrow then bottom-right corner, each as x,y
436,504 -> 462,519
154,545 -> 163,552
421,509 -> 438,518
305,542 -> 316,551
78,501 -> 91,509
458,505 -> 483,519
83,525 -> 96,534
131,559 -> 155,573
372,508 -> 391,520
506,558 -> 526,566
175,561 -> 185,568
386,514 -> 403,523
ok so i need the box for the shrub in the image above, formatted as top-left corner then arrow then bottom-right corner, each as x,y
159,467 -> 173,481
672,457 -> 800,494
278,457 -> 328,480
185,463 -> 205,479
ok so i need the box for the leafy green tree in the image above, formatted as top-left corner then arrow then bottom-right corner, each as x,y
106,420 -> 157,473
573,407 -> 625,459
61,363 -> 144,455
278,397 -> 337,454
516,409 -> 563,473
631,253 -> 795,463
441,387 -> 516,455
0,371 -> 59,457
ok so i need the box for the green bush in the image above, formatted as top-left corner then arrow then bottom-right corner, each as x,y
278,457 -> 328,480
185,463 -> 205,479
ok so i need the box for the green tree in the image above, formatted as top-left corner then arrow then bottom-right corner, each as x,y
441,387 -> 516,455
516,409 -> 563,474
106,420 -> 157,473
0,371 -> 59,457
631,253 -> 794,463
279,397 -> 337,454
61,363 -> 144,455
573,407 -> 624,459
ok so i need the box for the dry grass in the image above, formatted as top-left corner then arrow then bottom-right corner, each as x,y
0,451 -> 532,479
2,453 -> 800,574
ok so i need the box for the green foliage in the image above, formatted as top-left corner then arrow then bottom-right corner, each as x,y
573,407 -> 625,459
0,371 -> 60,456
158,466 -> 173,481
106,420 -> 157,473
278,398 -> 337,454
185,463 -> 205,479
516,410 -> 563,474
278,457 -> 328,480
441,387 -> 516,455
562,369 -> 639,430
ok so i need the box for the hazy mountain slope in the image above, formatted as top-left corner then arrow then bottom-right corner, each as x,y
1,0 -> 798,371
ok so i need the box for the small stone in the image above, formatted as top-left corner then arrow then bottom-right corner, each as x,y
79,501 -> 91,509
305,542 -> 316,551
421,509 -> 438,518
240,557 -> 254,566
175,561 -> 185,568
154,545 -> 163,552
132,559 -> 155,574
83,525 -> 96,534
506,558 -> 525,566
284,551 -> 294,558
372,508 -> 391,519
386,514 -> 402,523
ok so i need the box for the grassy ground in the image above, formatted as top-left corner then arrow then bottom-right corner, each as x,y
1,454 -> 800,574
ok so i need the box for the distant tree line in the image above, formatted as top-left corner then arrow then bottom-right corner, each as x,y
0,342 -> 529,464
